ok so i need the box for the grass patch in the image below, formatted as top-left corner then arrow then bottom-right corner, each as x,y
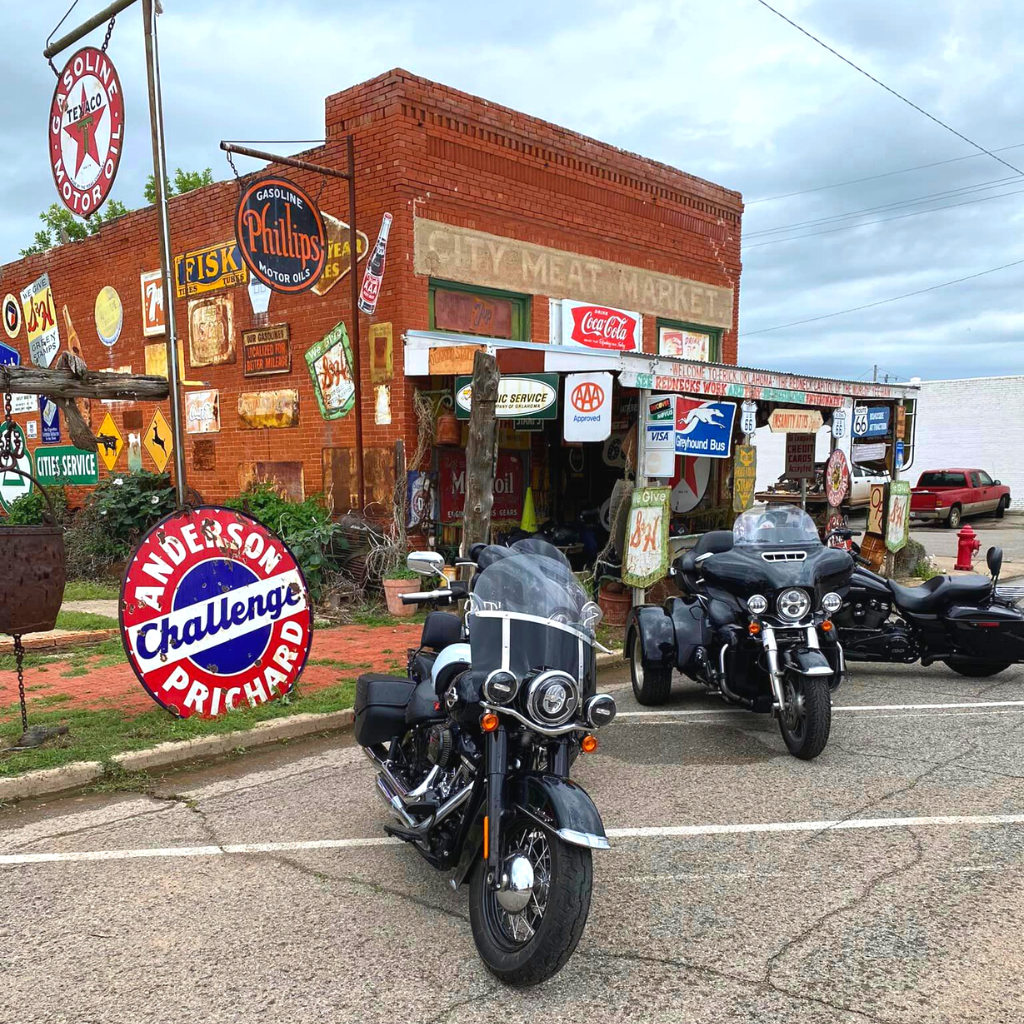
912,560 -> 942,582
55,610 -> 119,632
0,679 -> 358,778
345,600 -> 427,628
596,622 -> 625,651
63,581 -> 120,602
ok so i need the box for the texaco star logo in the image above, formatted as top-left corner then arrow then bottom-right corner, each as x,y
49,46 -> 124,217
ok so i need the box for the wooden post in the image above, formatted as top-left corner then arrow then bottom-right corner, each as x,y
460,350 -> 500,556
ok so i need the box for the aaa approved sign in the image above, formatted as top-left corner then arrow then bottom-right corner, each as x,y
120,507 -> 313,718
563,372 -> 612,442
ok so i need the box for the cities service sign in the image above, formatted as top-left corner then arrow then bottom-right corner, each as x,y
49,47 -> 124,216
120,507 -> 313,718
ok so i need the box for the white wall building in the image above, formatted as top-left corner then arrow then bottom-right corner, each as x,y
752,375 -> 1023,510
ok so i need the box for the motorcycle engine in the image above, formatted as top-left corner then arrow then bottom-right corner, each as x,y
836,594 -> 892,630
842,624 -> 919,663
426,723 -> 456,768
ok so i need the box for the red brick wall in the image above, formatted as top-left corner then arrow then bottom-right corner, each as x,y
0,68 -> 742,508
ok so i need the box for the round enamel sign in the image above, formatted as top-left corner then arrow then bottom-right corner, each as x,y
94,285 -> 123,346
120,507 -> 313,719
825,448 -> 850,508
2,293 -> 21,339
49,47 -> 125,217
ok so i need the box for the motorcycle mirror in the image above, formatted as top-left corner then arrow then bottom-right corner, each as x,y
987,545 -> 1003,581
407,550 -> 446,577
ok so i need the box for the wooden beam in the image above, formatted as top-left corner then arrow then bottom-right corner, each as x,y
0,366 -> 169,401
460,350 -> 500,556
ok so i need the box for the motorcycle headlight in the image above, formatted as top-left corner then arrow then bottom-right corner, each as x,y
747,593 -> 768,616
777,588 -> 811,622
583,693 -> 617,728
822,592 -> 843,615
526,670 -> 580,728
482,669 -> 519,704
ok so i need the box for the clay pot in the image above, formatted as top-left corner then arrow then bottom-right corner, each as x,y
436,411 -> 461,446
598,585 -> 632,627
383,578 -> 419,617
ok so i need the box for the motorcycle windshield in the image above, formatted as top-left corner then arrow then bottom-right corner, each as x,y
468,552 -> 599,686
733,505 -> 822,547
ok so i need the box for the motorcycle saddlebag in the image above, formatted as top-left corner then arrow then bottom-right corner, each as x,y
354,674 -> 416,747
944,605 -> 1024,662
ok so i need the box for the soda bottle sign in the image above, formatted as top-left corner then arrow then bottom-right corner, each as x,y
358,212 -> 392,315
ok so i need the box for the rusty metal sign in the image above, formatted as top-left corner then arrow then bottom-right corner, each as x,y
119,507 -> 313,718
188,294 -> 235,367
305,321 -> 354,421
311,212 -> 368,296
184,389 -> 220,434
238,390 -> 299,429
369,322 -> 393,383
173,240 -> 247,299
732,444 -> 757,513
49,47 -> 125,216
243,324 -> 291,376
825,448 -> 850,507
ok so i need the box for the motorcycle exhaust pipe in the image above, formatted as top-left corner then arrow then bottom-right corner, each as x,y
374,773 -> 473,834
376,774 -> 418,829
364,746 -> 440,806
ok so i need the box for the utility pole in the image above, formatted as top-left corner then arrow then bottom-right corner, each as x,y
872,364 -> 879,383
460,350 -> 499,557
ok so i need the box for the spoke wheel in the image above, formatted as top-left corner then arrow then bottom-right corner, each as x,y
469,812 -> 593,986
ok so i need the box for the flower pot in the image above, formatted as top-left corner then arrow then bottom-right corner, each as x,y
383,578 -> 419,617
598,585 -> 632,627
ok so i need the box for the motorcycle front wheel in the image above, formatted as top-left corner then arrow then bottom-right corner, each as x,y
468,814 -> 593,987
778,672 -> 831,760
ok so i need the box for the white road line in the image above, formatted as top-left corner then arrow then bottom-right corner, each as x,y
4,813 -> 1024,867
616,698 -> 1024,719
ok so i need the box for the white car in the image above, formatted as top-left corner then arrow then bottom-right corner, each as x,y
849,464 -> 890,507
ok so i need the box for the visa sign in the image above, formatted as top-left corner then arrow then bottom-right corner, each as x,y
674,397 -> 737,459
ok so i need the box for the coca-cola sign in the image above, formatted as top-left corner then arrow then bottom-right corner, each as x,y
562,299 -> 641,352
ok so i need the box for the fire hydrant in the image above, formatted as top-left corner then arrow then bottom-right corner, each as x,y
955,523 -> 981,571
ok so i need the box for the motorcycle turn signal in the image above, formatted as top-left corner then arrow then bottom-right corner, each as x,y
581,734 -> 598,754
821,619 -> 834,633
480,712 -> 500,732
748,621 -> 762,635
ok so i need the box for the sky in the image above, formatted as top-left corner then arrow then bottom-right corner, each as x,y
3,0 -> 1023,383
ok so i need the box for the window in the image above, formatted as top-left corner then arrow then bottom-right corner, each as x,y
918,472 -> 966,488
429,280 -> 531,340
969,473 -> 981,487
657,319 -> 722,362
979,471 -> 994,486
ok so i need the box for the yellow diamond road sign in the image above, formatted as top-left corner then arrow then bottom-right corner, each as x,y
96,412 -> 124,472
145,409 -> 173,472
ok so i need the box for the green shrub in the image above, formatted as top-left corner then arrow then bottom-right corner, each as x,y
4,486 -> 68,525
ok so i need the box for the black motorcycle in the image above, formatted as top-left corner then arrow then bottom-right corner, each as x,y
832,538 -> 1024,678
354,539 -> 617,986
627,505 -> 852,760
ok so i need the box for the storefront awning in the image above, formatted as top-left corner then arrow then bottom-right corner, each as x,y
404,330 -> 918,406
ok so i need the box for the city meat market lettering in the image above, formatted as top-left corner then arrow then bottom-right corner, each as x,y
173,241 -> 248,299
414,218 -> 733,329
49,47 -> 124,216
120,507 -> 313,719
236,178 -> 326,293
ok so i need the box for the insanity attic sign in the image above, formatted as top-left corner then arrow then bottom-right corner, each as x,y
413,218 -> 733,330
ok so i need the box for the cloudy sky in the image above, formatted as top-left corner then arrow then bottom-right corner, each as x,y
3,0 -> 1023,382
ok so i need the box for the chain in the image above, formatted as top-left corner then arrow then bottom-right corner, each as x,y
226,150 -> 242,190
316,174 -> 327,205
14,636 -> 27,733
49,57 -> 59,77
0,392 -> 18,471
101,15 -> 116,52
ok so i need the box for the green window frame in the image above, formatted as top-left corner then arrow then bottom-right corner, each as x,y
429,279 -> 531,341
655,318 -> 723,362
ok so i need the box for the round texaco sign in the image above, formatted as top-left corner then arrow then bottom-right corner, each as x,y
120,507 -> 313,719
49,47 -> 124,217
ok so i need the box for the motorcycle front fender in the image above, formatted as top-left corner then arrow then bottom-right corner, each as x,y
781,647 -> 833,677
449,771 -> 608,888
625,603 -> 676,668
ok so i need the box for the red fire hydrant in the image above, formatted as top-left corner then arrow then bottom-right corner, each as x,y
955,523 -> 981,571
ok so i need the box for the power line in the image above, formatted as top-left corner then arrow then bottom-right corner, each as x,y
746,172 -> 1019,238
742,182 -> 1024,250
746,142 -> 1024,204
754,0 -> 1024,177
739,257 -> 1024,336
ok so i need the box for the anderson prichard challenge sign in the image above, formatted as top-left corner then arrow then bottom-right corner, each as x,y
413,219 -> 733,330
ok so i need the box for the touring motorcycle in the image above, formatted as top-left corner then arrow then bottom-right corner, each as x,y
354,539 -> 617,986
627,506 -> 853,760
831,537 -> 1024,678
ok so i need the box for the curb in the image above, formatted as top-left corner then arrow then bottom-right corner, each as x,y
0,651 -> 624,804
0,628 -> 118,655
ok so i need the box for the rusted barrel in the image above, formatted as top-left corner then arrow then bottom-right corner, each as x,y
0,467 -> 66,635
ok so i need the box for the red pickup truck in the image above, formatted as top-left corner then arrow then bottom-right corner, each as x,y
910,469 -> 1011,528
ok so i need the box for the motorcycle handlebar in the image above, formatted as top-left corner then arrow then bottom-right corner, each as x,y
400,589 -> 453,604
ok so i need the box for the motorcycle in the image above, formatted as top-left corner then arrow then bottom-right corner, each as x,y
832,537 -> 1024,678
627,505 -> 853,760
354,539 -> 617,986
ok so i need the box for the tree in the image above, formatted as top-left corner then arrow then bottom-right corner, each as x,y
144,167 -> 213,204
20,200 -> 130,257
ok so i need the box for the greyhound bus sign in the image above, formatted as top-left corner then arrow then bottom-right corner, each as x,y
120,507 -> 313,718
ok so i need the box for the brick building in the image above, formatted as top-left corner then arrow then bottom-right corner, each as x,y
1,69 -> 743,545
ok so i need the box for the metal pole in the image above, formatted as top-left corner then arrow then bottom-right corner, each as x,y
632,388 -> 651,608
346,135 -> 365,511
42,0 -> 137,58
219,143 -> 352,182
141,0 -> 187,507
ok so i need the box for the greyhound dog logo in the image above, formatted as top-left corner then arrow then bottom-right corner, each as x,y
678,402 -> 726,435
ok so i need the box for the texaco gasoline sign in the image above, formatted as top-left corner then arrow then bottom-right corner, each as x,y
49,47 -> 124,216
120,507 -> 313,719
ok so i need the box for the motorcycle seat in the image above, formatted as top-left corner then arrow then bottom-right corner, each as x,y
888,574 -> 992,614
676,530 -> 735,580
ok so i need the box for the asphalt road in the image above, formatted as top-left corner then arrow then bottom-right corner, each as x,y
4,660 -> 1024,1023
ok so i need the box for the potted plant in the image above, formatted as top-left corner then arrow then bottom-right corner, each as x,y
382,565 -> 421,617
